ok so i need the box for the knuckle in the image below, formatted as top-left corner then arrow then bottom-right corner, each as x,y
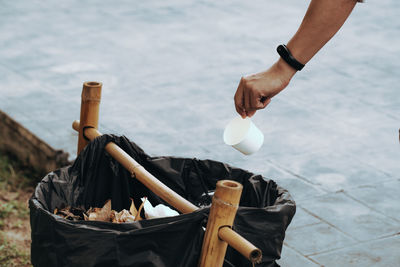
247,84 -> 256,93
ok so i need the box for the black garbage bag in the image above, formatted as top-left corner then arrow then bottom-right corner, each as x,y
30,135 -> 296,267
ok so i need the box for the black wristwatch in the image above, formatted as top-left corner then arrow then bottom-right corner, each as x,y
277,44 -> 305,71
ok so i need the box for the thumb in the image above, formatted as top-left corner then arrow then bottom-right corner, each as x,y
261,97 -> 272,108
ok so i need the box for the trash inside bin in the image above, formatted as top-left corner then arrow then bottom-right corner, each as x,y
29,134 -> 296,267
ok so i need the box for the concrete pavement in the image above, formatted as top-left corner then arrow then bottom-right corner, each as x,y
0,0 -> 399,266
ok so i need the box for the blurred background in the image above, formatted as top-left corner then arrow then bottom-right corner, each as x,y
0,0 -> 399,266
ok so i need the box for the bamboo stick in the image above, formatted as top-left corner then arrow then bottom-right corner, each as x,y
77,82 -> 102,155
198,180 -> 243,267
73,120 -> 198,214
219,227 -> 262,264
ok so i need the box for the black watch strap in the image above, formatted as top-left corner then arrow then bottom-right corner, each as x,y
277,44 -> 305,71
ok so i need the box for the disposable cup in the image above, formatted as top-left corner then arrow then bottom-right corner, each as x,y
223,116 -> 264,155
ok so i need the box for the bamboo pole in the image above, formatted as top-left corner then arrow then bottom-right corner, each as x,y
77,82 -> 102,155
198,180 -> 243,267
73,120 -> 198,214
219,227 -> 262,263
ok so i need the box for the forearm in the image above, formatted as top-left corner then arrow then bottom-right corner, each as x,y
287,0 -> 358,65
233,0 -> 361,117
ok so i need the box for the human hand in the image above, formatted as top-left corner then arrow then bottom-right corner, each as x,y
234,58 -> 297,118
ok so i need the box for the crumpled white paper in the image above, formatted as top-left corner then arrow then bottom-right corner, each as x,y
141,197 -> 179,219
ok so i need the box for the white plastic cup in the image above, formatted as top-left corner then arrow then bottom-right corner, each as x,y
223,116 -> 264,155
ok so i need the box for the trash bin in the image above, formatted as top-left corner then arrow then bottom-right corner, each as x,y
29,134 -> 296,267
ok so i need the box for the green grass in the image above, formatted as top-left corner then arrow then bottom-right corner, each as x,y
0,233 -> 31,267
0,200 -> 29,221
0,152 -> 34,267
0,153 -> 38,191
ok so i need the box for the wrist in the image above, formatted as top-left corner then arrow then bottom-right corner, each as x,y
275,58 -> 297,82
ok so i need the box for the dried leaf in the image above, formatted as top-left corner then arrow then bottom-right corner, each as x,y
135,198 -> 146,221
88,212 -> 98,221
120,210 -> 135,223
87,199 -> 112,222
103,199 -> 111,212
52,198 -> 155,223
129,198 -> 138,217
54,206 -> 84,221
111,209 -> 135,223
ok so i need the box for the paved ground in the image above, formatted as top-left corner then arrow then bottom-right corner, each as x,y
0,0 -> 399,266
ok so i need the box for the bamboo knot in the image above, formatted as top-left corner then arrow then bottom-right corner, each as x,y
130,164 -> 142,178
82,98 -> 101,102
213,196 -> 239,208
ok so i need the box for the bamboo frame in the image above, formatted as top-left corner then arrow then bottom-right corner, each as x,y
74,82 -> 262,266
